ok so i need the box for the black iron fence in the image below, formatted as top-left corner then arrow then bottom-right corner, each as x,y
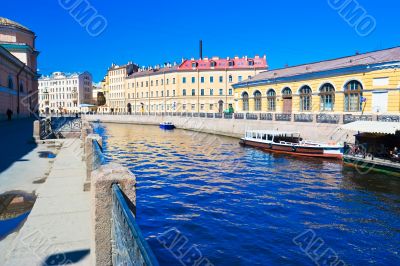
343,114 -> 373,124
294,113 -> 313,123
260,113 -> 273,121
112,184 -> 159,266
275,113 -> 292,121
316,114 -> 340,124
377,115 -> 400,122
86,112 -> 398,125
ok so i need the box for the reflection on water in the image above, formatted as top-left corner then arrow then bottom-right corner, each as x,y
95,123 -> 400,266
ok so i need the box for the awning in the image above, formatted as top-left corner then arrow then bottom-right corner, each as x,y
79,104 -> 96,108
341,121 -> 400,135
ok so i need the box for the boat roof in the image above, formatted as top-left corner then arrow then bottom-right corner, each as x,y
246,130 -> 300,136
341,121 -> 400,135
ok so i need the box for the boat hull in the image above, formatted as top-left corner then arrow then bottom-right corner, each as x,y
343,156 -> 400,177
160,124 -> 175,130
240,139 -> 343,159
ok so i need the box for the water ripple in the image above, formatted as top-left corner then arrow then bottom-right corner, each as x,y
97,123 -> 400,266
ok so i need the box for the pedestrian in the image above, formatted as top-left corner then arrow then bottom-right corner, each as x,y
6,108 -> 13,121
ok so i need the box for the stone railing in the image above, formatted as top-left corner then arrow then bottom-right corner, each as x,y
83,126 -> 158,265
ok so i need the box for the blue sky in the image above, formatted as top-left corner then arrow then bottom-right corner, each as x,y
2,0 -> 399,81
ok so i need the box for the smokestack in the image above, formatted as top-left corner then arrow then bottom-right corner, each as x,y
200,40 -> 203,60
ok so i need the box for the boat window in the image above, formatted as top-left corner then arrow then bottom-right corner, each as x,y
268,135 -> 273,141
252,133 -> 256,138
262,134 -> 267,140
257,133 -> 261,139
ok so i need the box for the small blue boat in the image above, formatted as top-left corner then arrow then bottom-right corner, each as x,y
160,121 -> 175,130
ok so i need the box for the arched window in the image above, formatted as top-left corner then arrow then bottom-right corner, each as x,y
254,91 -> 262,111
242,92 -> 249,111
319,83 -> 335,111
344,80 -> 363,112
267,89 -> 276,111
210,61 -> 216,67
282,87 -> 292,98
299,86 -> 312,111
8,76 -> 14,90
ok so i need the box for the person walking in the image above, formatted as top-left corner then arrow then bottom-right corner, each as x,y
6,109 -> 13,121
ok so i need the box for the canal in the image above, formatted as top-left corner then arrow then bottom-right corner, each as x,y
95,123 -> 400,266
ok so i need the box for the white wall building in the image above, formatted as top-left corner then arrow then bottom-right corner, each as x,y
38,71 -> 93,114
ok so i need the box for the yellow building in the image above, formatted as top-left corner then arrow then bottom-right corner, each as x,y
233,47 -> 400,116
107,62 -> 138,112
124,56 -> 267,113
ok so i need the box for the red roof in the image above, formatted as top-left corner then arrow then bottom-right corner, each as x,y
178,56 -> 267,71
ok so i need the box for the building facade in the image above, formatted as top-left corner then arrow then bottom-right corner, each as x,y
233,47 -> 400,115
38,72 -> 93,114
117,56 -> 267,113
0,17 -> 39,120
107,63 -> 138,112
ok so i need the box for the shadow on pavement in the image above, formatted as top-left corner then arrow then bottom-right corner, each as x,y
0,118 -> 37,174
43,249 -> 90,265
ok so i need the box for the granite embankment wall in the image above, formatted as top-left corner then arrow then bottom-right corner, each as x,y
84,114 -> 355,143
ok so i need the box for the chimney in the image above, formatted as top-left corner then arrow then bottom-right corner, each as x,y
200,40 -> 203,60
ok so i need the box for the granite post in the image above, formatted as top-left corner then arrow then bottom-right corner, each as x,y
90,163 -> 136,266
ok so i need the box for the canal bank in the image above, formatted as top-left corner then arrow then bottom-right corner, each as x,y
94,122 -> 400,265
84,114 -> 356,144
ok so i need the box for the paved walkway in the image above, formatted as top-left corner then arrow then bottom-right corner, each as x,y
0,118 -> 54,194
4,139 -> 91,265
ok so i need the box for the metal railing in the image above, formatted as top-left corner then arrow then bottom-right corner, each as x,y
377,115 -> 400,122
260,113 -> 273,121
86,112 -> 400,125
343,114 -> 373,124
294,113 -> 313,122
275,113 -> 291,121
246,113 -> 258,120
92,139 -> 106,170
316,114 -> 340,124
112,184 -> 159,266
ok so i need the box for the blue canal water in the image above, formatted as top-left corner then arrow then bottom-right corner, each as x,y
95,123 -> 400,266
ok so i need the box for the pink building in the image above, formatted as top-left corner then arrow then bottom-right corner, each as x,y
0,17 -> 39,120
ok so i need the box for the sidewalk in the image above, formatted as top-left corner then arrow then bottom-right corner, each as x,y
4,139 -> 91,265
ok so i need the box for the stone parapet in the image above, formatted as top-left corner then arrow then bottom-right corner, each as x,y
90,163 -> 136,266
84,133 -> 103,191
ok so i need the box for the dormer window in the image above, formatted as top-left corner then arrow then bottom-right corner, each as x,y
191,62 -> 198,68
248,60 -> 254,66
210,61 -> 217,67
228,61 -> 234,67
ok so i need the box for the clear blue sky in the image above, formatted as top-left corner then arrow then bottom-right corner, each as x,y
2,0 -> 399,81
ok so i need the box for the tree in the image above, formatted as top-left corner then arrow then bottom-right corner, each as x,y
97,92 -> 106,106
